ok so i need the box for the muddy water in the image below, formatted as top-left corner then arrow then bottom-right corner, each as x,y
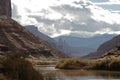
35,65 -> 120,80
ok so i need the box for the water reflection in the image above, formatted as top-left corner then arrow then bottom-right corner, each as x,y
35,65 -> 120,80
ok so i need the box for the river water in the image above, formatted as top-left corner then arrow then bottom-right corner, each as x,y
35,65 -> 120,80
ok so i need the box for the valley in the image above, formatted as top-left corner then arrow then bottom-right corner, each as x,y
24,25 -> 116,57
0,0 -> 120,80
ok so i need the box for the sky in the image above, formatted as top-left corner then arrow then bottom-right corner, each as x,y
11,0 -> 120,38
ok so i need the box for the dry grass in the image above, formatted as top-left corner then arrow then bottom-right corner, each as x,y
91,57 -> 120,71
1,55 -> 44,80
56,58 -> 90,69
56,57 -> 120,71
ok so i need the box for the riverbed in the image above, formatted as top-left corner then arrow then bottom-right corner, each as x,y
35,65 -> 120,80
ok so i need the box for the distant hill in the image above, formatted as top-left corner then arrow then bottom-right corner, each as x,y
54,35 -> 116,57
84,35 -> 120,59
0,16 -> 65,58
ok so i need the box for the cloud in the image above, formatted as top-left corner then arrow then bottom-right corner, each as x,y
12,4 -> 21,19
91,0 -> 120,11
89,5 -> 120,24
90,0 -> 109,3
11,0 -> 120,38
109,0 -> 120,2
50,4 -> 92,22
51,29 -> 72,37
92,0 -> 120,5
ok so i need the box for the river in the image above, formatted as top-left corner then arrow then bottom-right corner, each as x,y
35,65 -> 120,80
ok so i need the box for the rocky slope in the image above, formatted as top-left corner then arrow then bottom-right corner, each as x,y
24,25 -> 71,56
101,45 -> 120,59
24,25 -> 57,48
0,16 -> 65,58
0,0 -> 11,17
84,35 -> 120,59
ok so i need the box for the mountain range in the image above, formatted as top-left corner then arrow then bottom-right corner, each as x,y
24,25 -> 116,57
54,34 -> 116,56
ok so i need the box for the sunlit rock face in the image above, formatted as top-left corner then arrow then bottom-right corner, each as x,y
0,0 -> 11,17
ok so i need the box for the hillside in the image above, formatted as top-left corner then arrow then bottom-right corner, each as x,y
0,16 -> 65,58
24,25 -> 57,48
101,45 -> 120,59
84,35 -> 120,59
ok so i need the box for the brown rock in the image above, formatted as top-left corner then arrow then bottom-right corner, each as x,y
0,0 -> 11,17
0,16 -> 65,58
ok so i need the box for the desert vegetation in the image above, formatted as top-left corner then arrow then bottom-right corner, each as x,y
0,54 -> 44,80
56,57 -> 120,71
92,57 -> 120,71
56,58 -> 90,69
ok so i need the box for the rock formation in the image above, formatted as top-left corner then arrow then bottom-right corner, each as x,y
0,16 -> 65,58
0,0 -> 11,17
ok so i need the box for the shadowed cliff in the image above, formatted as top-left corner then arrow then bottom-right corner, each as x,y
0,0 -> 11,17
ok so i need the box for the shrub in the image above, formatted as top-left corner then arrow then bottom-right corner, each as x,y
56,58 -> 89,69
56,57 -> 120,71
91,60 -> 109,70
91,57 -> 120,71
2,55 -> 43,80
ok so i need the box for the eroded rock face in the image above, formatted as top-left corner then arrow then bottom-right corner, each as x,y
0,0 -> 11,17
